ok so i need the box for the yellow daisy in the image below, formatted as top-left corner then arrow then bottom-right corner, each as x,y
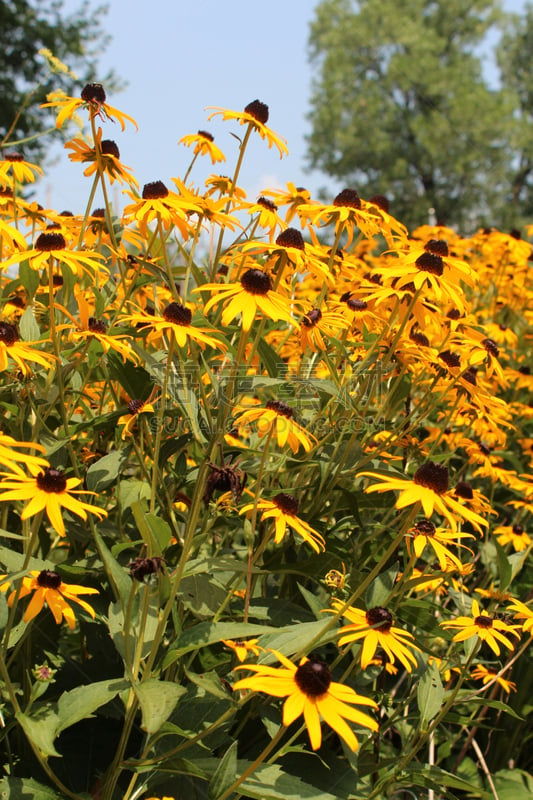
222,638 -> 262,662
233,649 -> 378,751
207,100 -> 288,158
0,231 -> 106,278
121,302 -> 227,352
470,664 -> 516,694
240,493 -> 325,553
440,599 -> 521,656
178,130 -> 226,164
234,400 -> 316,453
42,83 -> 138,131
6,569 -> 98,630
0,465 -> 107,537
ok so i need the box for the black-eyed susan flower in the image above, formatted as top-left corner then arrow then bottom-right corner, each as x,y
0,321 -> 56,375
0,465 -> 107,537
493,523 -> 531,552
233,649 -> 378,751
178,130 -> 226,164
0,433 -> 48,476
65,128 -> 139,188
1,231 -> 107,278
42,83 -> 138,131
359,461 -> 488,533
122,302 -> 227,352
122,180 -> 200,239
299,306 -> 349,353
117,398 -> 156,439
470,664 -> 516,694
0,152 -> 43,186
58,292 -> 139,364
234,400 -> 316,453
506,598 -> 533,634
440,599 -> 521,656
222,638 -> 262,662
298,188 -> 389,243
407,518 -> 475,570
198,268 -> 294,331
6,569 -> 98,629
240,493 -> 325,553
330,600 -> 421,672
207,100 -> 288,158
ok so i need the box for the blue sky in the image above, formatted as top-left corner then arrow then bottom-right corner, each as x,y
41,0 -> 526,214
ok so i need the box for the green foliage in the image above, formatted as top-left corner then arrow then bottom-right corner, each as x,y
306,0 -> 520,228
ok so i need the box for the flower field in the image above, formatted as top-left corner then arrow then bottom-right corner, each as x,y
0,83 -> 531,800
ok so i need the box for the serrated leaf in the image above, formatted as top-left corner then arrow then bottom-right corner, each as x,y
16,710 -> 61,757
208,740 -> 238,800
118,478 -> 151,511
56,678 -> 128,735
0,777 -> 65,799
177,573 -> 229,618
133,678 -> 187,733
185,668 -> 234,699
417,662 -> 444,728
86,449 -> 127,492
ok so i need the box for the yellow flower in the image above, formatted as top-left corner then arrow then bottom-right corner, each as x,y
6,569 -> 98,629
207,100 -> 288,158
178,130 -> 226,164
42,84 -> 137,131
65,128 -> 139,188
1,231 -> 106,278
117,399 -> 156,439
197,268 -> 295,331
122,180 -> 200,240
330,600 -> 421,672
240,493 -> 325,553
233,649 -> 378,751
0,152 -> 43,186
0,433 -> 48,477
440,599 -> 521,656
234,400 -> 316,453
407,518 -> 475,569
0,465 -> 107,537
359,461 -> 488,533
493,523 -> 531,552
222,638 -> 262,662
506,598 -> 533,634
470,664 -> 516,694
0,321 -> 56,375
122,302 -> 227,353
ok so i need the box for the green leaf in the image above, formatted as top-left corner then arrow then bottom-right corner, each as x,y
133,678 -> 187,734
177,573 -> 230,618
208,740 -> 238,800
18,307 -> 40,342
93,530 -> 132,606
163,621 -> 278,667
492,536 -> 512,589
365,565 -> 398,607
16,710 -> 61,758
417,661 -> 444,729
131,503 -> 172,553
86,449 -> 127,492
185,668 -> 234,700
236,760 -> 341,800
0,777 -> 66,799
493,768 -> 533,800
118,478 -> 151,511
55,678 -> 128,735
258,619 -> 337,658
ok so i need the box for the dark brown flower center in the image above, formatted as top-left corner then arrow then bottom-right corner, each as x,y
244,100 -> 269,124
474,615 -> 493,628
410,329 -> 430,347
142,181 -> 169,200
455,481 -> 473,499
302,308 -> 322,328
37,570 -> 62,589
346,296 -> 367,312
415,252 -> 444,276
438,350 -> 461,368
272,493 -> 299,515
128,556 -> 165,582
197,129 -> 214,142
5,152 -> 23,162
162,303 -> 192,326
35,232 -> 66,251
240,268 -> 272,295
462,367 -> 477,385
36,467 -> 67,494
294,658 -> 331,697
275,227 -> 305,250
0,188 -> 14,198
101,139 -> 120,158
81,83 -> 106,104
447,308 -> 462,320
88,317 -> 107,334
257,196 -> 277,211
128,399 -> 145,414
0,322 -> 19,346
482,338 -> 499,357
333,189 -> 361,209
266,399 -> 294,418
413,461 -> 449,495
369,194 -> 389,212
424,239 -> 449,257
414,519 -> 436,536
512,524 -> 524,535
518,365 -> 531,375
366,606 -> 393,631
91,208 -> 106,219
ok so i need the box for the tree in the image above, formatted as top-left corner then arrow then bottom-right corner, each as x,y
0,0 -> 120,162
497,3 -> 533,223
306,0 -> 513,230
